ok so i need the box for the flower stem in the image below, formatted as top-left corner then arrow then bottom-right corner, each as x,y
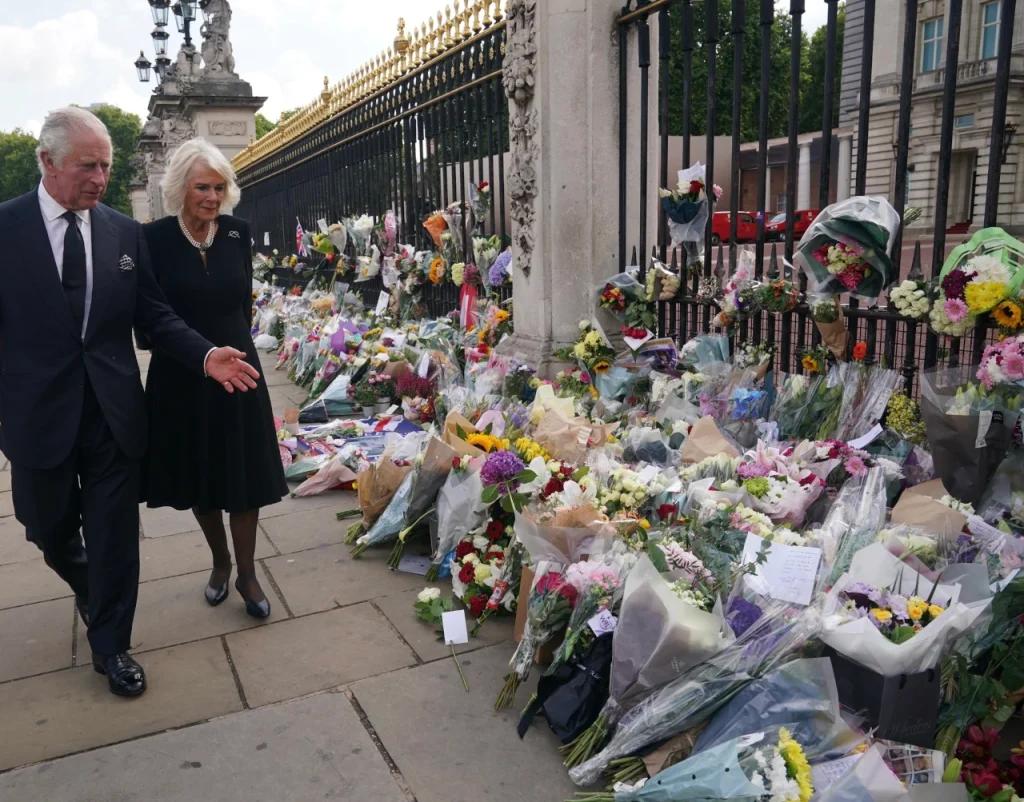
336,509 -> 361,521
561,716 -> 606,768
424,563 -> 440,582
452,645 -> 470,692
350,542 -> 369,559
386,539 -> 405,570
494,672 -> 521,711
344,522 -> 364,544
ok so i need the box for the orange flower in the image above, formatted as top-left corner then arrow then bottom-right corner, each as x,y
852,341 -> 868,361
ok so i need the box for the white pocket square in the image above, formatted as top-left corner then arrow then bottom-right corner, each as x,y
227,230 -> 241,239
118,255 -> 135,272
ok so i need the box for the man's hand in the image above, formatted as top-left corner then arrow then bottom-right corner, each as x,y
205,347 -> 260,393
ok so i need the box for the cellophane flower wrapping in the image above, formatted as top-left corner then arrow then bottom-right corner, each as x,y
507,562 -> 579,685
355,469 -> 416,549
793,196 -> 901,301
691,657 -> 862,762
568,601 -> 819,786
820,467 -> 889,586
345,214 -> 375,257
821,542 -> 992,676
403,436 -> 457,529
833,362 -> 903,442
592,555 -> 735,734
919,365 -> 1022,505
662,162 -> 714,246
442,203 -> 464,262
815,745 -> 909,802
431,459 -> 489,570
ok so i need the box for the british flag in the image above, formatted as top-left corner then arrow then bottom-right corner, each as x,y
296,219 -> 308,257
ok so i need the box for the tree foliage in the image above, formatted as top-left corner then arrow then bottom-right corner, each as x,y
665,1 -> 845,141
0,129 -> 40,203
255,113 -> 276,140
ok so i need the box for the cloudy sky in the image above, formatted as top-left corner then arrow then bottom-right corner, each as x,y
1,1 -> 829,135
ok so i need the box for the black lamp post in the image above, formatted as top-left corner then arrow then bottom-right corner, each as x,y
136,0 -> 198,84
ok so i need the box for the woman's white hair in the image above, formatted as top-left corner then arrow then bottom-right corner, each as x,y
36,107 -> 112,174
161,138 -> 241,216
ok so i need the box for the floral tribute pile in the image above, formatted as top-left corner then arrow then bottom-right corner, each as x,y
250,195 -> 1024,802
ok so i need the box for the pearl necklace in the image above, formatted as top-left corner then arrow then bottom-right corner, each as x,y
177,215 -> 217,252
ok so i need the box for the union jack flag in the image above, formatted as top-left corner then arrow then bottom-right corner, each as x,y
296,219 -> 308,257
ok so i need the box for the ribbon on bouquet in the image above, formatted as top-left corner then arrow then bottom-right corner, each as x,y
460,283 -> 479,331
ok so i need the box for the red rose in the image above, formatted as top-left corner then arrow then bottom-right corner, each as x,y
657,504 -> 677,520
542,477 -> 565,498
485,549 -> 505,563
468,594 -> 488,618
486,520 -> 505,541
688,179 -> 704,195
452,456 -> 463,470
455,541 -> 475,561
458,562 -> 476,584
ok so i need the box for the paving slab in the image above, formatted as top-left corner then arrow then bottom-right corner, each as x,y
262,368 -> 295,387
261,543 -> 426,616
0,491 -> 14,518
0,638 -> 242,771
0,692 -> 407,802
131,571 -> 285,654
352,643 -> 577,802
139,528 -> 276,583
0,517 -> 41,566
0,597 -> 73,683
259,489 -> 353,521
225,604 -> 417,707
373,585 -> 516,663
140,504 -> 209,538
258,505 -> 352,553
0,558 -> 73,610
0,471 -> 11,492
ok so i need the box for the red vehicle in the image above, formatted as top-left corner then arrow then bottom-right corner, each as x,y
765,209 -> 819,241
710,211 -> 758,245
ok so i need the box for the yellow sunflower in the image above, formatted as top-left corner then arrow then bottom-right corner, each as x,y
801,355 -> 820,373
495,309 -> 510,323
993,300 -> 1024,331
428,258 -> 446,285
593,360 -> 612,374
465,433 -> 511,453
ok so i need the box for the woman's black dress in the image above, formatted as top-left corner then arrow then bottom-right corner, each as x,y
140,214 -> 286,513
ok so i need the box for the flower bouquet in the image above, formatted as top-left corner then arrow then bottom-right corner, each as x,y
660,161 -> 722,246
489,249 -> 512,287
448,509 -> 518,620
442,202 -> 465,263
423,209 -> 447,250
578,726 -> 814,802
426,456 -> 490,580
794,196 -> 901,300
919,365 -> 1022,505
978,334 -> 1024,390
344,450 -> 416,544
932,228 -> 1024,336
558,320 -> 618,377
566,600 -> 818,786
387,436 -> 459,568
715,251 -> 758,329
345,214 -> 375,257
646,260 -> 683,302
468,180 -> 492,233
890,277 -> 931,320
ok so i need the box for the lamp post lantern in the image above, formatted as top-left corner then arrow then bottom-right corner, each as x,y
137,0 -> 199,83
151,25 -> 170,57
135,50 -> 153,83
148,0 -> 170,26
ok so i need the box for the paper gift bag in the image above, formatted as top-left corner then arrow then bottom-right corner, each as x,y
890,478 -> 968,536
358,459 -> 413,528
681,416 -> 740,463
381,359 -> 411,379
443,412 -> 486,457
641,726 -> 707,779
533,408 -> 593,464
283,407 -> 300,436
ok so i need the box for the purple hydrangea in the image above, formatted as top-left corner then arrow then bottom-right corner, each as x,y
489,251 -> 512,286
726,597 -> 763,637
480,450 -> 526,492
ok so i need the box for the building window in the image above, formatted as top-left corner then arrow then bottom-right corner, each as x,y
921,18 -> 944,72
981,1 -> 1001,60
955,114 -> 975,129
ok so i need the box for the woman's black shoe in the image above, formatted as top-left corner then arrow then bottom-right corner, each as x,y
235,578 -> 270,619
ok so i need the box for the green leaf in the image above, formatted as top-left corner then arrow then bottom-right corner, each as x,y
572,466 -> 590,482
499,494 -> 515,514
889,625 -> 917,645
646,541 -> 669,573
456,424 -> 468,440
481,485 -> 500,505
514,470 -> 537,484
483,422 -> 493,435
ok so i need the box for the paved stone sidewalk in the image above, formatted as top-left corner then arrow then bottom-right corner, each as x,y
0,350 -> 574,801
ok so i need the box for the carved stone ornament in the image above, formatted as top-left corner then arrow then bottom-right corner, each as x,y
200,0 -> 237,78
208,120 -> 247,136
163,117 -> 198,148
502,0 -> 538,278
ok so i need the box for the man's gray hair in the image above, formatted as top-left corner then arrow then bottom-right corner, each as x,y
161,138 -> 241,216
36,107 -> 112,175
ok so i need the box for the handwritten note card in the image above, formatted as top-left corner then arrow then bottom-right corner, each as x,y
441,610 -> 469,645
811,755 -> 862,794
742,533 -> 822,606
375,291 -> 389,315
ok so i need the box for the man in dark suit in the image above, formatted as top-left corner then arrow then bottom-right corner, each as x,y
0,107 -> 260,697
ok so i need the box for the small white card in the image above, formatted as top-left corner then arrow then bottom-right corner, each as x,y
317,218 -> 329,234
375,291 -> 389,315
637,465 -> 661,484
849,423 -> 884,450
417,352 -> 431,378
742,533 -> 822,606
263,232 -> 270,246
396,555 -> 432,575
967,514 -> 1004,541
441,610 -> 469,645
587,610 -> 617,636
812,755 -> 862,794
977,410 -> 994,448
623,330 -> 655,353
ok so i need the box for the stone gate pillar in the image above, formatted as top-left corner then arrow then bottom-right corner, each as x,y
499,0 -> 625,374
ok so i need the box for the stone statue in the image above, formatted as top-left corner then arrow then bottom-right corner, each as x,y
200,0 -> 237,77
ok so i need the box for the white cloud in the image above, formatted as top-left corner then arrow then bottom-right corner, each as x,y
24,120 -> 42,137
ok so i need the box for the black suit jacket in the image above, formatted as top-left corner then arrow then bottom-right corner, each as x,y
0,190 -> 215,470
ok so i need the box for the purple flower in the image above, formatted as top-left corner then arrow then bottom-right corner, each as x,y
480,450 -> 526,492
506,402 -> 530,431
888,594 -> 909,620
726,597 -> 763,637
737,462 -> 770,480
941,269 -> 975,300
489,251 -> 512,286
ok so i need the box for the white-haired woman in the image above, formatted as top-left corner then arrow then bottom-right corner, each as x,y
138,138 -> 286,618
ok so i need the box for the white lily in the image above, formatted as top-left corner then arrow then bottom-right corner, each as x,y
517,456 -> 552,495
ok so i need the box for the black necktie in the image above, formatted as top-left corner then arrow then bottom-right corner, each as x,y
61,211 -> 87,336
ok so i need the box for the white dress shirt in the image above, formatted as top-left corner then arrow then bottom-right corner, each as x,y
38,182 -> 93,338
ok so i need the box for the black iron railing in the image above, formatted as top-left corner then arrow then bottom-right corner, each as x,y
619,0 -> 1018,395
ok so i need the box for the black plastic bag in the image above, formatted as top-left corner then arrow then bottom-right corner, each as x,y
517,634 -> 613,743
